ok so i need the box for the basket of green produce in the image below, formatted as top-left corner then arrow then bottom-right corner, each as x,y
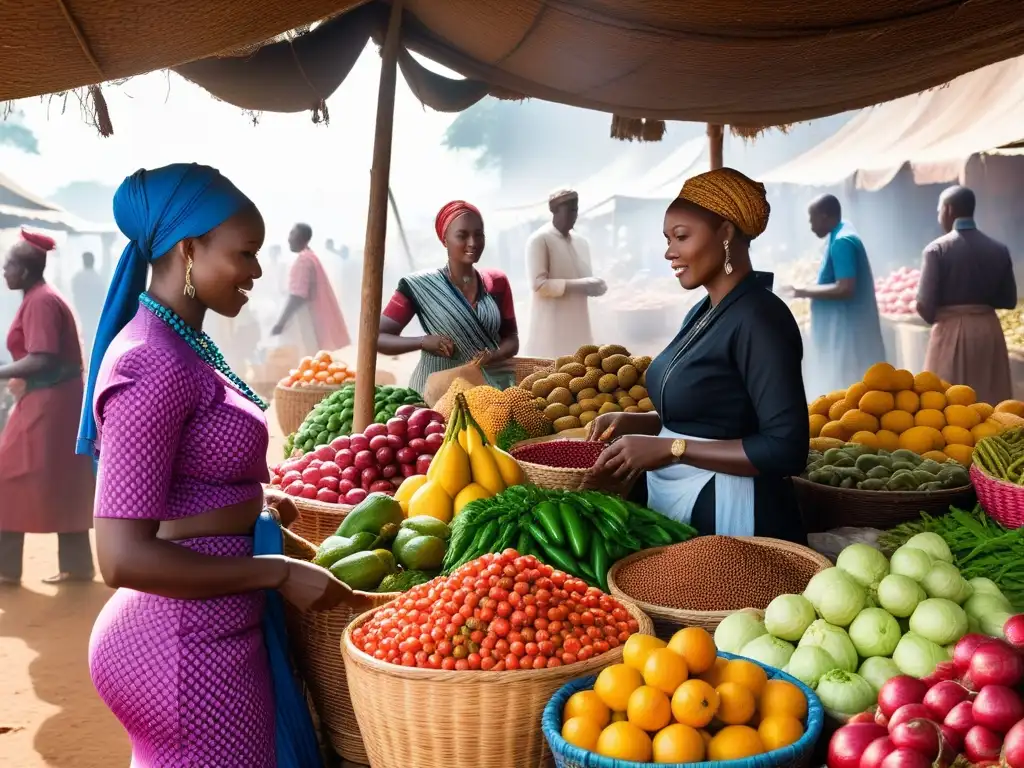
971,428 -> 1024,528
440,484 -> 695,590
793,443 -> 974,533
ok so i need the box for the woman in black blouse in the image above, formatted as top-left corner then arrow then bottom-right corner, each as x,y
587,168 -> 809,542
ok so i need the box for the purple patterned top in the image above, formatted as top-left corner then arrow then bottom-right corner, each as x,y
93,305 -> 269,520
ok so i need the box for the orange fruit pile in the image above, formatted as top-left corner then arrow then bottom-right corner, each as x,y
561,628 -> 808,763
278,350 -> 355,388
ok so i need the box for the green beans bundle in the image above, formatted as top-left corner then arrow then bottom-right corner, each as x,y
973,428 -> 1024,483
879,505 -> 1024,610
441,485 -> 695,590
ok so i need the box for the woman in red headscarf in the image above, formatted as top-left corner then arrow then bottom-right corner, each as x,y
378,201 -> 519,394
0,231 -> 95,585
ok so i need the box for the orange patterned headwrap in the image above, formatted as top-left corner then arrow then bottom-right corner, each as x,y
435,200 -> 481,244
676,168 -> 770,239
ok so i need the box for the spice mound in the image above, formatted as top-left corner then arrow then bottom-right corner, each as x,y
615,536 -> 821,611
511,440 -> 606,469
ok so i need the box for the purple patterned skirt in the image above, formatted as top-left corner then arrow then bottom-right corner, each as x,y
89,536 -> 275,768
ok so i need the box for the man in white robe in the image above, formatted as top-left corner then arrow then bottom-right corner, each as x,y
524,189 -> 607,358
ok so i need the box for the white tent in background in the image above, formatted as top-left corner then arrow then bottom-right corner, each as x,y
0,170 -> 114,233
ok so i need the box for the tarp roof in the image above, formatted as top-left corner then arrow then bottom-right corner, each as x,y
0,172 -> 114,234
5,1 -> 1024,126
761,55 -> 1024,191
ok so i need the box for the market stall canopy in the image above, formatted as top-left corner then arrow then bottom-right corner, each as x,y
761,55 -> 1024,191
0,171 -> 114,234
5,1 -> 1024,127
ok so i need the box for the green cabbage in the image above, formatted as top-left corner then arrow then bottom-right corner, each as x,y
969,577 -> 1005,598
837,543 -> 890,589
893,631 -> 950,678
909,598 -> 968,646
904,532 -> 954,563
889,546 -> 933,582
799,619 -> 858,671
859,657 -> 902,694
740,634 -> 795,670
804,568 -> 865,627
877,574 -> 926,618
980,610 -> 1013,638
848,607 -> 902,657
764,594 -> 816,641
922,561 -> 963,601
714,610 -> 767,654
786,645 -> 838,689
816,669 -> 877,718
965,592 -> 1012,619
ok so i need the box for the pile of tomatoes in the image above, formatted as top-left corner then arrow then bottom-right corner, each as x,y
351,549 -> 641,671
278,350 -> 355,388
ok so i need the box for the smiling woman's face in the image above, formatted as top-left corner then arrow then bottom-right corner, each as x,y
444,210 -> 485,265
187,205 -> 266,318
663,202 -> 727,290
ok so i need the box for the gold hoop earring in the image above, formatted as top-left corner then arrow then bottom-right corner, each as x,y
183,256 -> 196,298
723,240 -> 733,275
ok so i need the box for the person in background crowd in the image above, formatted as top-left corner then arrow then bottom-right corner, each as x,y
71,250 -> 105,359
78,163 -> 368,766
917,186 -> 1015,404
270,222 -> 350,353
378,201 -> 519,394
585,169 -> 808,542
783,194 -> 885,398
525,189 -> 607,358
0,230 -> 95,585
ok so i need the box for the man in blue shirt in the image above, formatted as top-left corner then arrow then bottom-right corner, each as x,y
785,195 -> 886,397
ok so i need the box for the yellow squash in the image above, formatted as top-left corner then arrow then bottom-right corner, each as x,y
466,426 -> 505,495
436,437 -> 472,498
407,479 -> 454,523
490,444 -> 526,487
454,483 -> 490,515
393,474 -> 428,516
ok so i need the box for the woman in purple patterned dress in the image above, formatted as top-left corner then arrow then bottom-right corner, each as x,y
79,164 -> 369,767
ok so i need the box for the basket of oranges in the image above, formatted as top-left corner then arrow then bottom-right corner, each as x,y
542,628 -> 823,768
275,351 -> 356,435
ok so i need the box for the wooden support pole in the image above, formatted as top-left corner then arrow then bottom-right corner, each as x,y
707,123 -> 724,170
353,0 -> 404,434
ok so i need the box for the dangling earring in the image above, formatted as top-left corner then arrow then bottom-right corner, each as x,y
723,240 -> 733,275
183,255 -> 196,298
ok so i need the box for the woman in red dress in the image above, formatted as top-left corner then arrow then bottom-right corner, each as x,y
0,230 -> 96,585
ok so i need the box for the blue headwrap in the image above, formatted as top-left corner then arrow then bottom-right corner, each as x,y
76,163 -> 254,457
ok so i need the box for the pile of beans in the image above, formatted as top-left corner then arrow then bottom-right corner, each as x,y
511,440 -> 606,469
614,536 -> 822,611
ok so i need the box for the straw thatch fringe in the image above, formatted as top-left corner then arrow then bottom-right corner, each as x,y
610,115 -> 666,142
730,123 -> 792,140
87,85 -> 113,137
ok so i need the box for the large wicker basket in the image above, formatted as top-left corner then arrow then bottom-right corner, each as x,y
792,476 -> 976,533
542,652 -> 824,768
282,528 -> 398,764
512,356 -> 555,385
341,599 -> 653,768
275,384 -> 342,436
265,488 -> 354,545
971,463 -> 1024,529
510,436 -> 636,497
607,539 -> 832,639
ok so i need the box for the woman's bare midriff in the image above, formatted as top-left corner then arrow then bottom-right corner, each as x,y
157,497 -> 265,541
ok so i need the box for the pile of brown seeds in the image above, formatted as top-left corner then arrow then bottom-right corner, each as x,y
615,536 -> 822,611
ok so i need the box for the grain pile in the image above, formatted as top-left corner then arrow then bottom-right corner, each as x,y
614,536 -> 821,611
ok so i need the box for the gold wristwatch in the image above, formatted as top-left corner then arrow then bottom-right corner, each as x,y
670,439 -> 687,462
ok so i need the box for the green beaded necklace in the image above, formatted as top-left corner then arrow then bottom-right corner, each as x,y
139,293 -> 268,411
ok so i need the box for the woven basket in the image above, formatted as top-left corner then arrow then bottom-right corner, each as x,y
971,464 -> 1024,528
542,651 -> 824,768
282,527 -> 399,764
607,539 -> 832,639
512,356 -> 555,385
275,384 -> 342,436
509,439 -> 636,497
792,476 -> 976,534
265,487 -> 354,546
341,598 -> 654,768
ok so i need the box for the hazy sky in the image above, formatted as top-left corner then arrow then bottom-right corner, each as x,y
1,44 -> 498,248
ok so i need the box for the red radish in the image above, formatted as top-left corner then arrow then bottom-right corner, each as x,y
386,434 -> 405,451
341,466 -> 360,484
380,464 -> 398,479
924,681 -> 971,720
280,459 -> 304,474
315,488 -> 339,504
921,661 -> 956,687
313,445 -> 334,461
364,423 -> 388,439
973,685 -> 1024,733
337,479 -> 355,495
334,449 -> 354,469
353,450 -> 374,471
284,480 -> 304,496
301,467 -> 321,485
944,700 -> 976,734
368,434 -> 389,452
861,736 -> 897,768
300,483 -> 317,499
850,710 -> 878,724
880,747 -> 931,768
424,433 -> 444,452
890,719 -> 940,760
406,409 -> 433,429
318,461 -> 340,478
1003,616 -> 1024,650
970,641 -> 1024,689
888,704 -> 933,732
386,417 -> 408,436
375,447 -> 395,466
964,725 -> 1002,763
320,476 -> 339,491
329,435 -> 350,451
397,447 -> 417,465
281,470 -> 302,486
406,425 -> 424,440
350,434 -> 369,452
308,459 -> 323,469
828,723 -> 888,768
954,633 -> 990,674
361,467 -> 380,486
344,488 -> 367,505
407,438 -> 427,454
369,480 -> 394,494
425,422 -> 446,436
416,455 -> 433,475
875,710 -> 890,727
939,724 -> 962,752
395,404 -> 418,418
400,464 -> 417,478
1002,718 -> 1024,768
